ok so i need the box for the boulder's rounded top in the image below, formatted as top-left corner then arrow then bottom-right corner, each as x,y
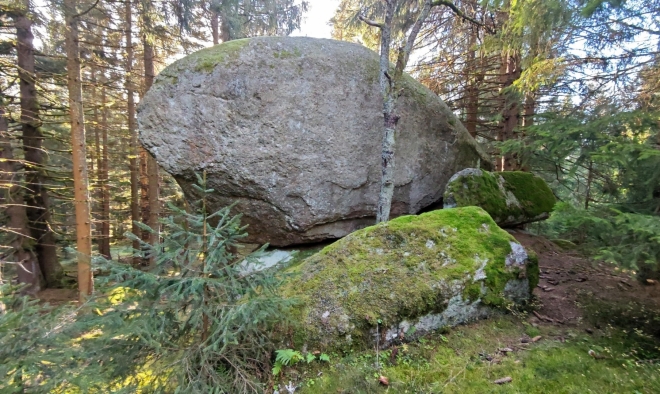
156,36 -> 379,81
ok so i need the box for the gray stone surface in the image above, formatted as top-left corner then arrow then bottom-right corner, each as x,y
138,36 -> 490,246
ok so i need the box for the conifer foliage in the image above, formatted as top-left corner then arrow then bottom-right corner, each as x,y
0,174 -> 295,393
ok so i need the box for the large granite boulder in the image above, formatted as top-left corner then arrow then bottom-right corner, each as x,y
444,169 -> 556,227
280,207 -> 539,352
138,37 -> 490,246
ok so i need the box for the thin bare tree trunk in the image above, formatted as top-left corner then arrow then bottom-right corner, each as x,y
364,0 -> 436,223
15,0 -> 62,287
373,2 -> 396,223
64,0 -> 93,301
1,98 -> 43,293
125,0 -> 141,265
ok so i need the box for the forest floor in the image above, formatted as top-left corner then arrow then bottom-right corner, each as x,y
277,231 -> 660,393
35,232 -> 660,393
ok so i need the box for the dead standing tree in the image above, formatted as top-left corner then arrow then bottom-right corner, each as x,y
361,0 -> 486,223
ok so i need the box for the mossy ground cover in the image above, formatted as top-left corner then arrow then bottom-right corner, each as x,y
278,313 -> 660,393
274,232 -> 660,393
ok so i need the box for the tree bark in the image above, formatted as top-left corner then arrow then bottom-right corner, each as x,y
125,0 -> 141,265
371,0 -> 436,223
64,0 -> 93,301
142,4 -> 160,266
464,27 -> 480,138
220,8 -> 231,42
373,0 -> 396,223
91,66 -> 102,254
15,0 -> 62,287
211,10 -> 220,45
99,83 -> 112,259
1,98 -> 43,293
496,49 -> 521,171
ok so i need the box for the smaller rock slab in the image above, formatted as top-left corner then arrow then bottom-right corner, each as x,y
444,169 -> 556,227
280,206 -> 539,352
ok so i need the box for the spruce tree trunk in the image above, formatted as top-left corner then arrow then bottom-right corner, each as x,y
64,0 -> 93,301
1,99 -> 43,293
125,0 -> 141,265
496,50 -> 521,171
211,10 -> 220,44
91,66 -> 102,253
464,27 -> 481,138
100,85 -> 112,259
15,2 -> 62,287
220,9 -> 231,42
522,92 -> 535,128
142,7 -> 160,266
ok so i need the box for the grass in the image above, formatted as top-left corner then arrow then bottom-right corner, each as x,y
277,313 -> 660,393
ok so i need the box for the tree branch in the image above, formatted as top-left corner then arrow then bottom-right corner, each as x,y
73,0 -> 101,19
358,15 -> 383,29
431,0 -> 495,34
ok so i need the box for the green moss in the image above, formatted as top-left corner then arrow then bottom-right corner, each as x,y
290,316 -> 660,393
500,171 -> 556,218
445,170 -> 556,225
162,38 -> 251,74
463,282 -> 483,303
274,47 -> 302,59
551,239 -> 577,250
280,207 -> 535,352
446,171 -> 512,220
526,250 -> 540,292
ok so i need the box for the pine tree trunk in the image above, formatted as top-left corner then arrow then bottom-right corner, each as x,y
64,0 -> 93,301
125,0 -> 141,265
1,98 -> 43,293
15,1 -> 62,287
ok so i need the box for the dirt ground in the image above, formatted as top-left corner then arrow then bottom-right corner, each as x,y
510,230 -> 660,328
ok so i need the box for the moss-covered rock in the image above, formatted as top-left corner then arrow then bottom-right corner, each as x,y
443,169 -> 556,227
280,207 -> 538,352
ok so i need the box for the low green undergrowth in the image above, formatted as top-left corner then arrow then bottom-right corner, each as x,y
283,315 -> 660,393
